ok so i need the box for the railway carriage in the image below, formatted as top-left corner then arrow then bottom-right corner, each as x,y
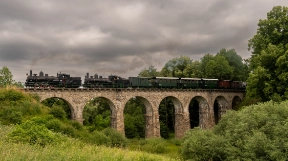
202,79 -> 218,89
129,77 -> 153,88
179,78 -> 202,89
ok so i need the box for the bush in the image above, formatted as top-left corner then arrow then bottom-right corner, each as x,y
0,107 -> 22,124
46,118 -> 62,132
0,89 -> 49,125
140,138 -> 169,154
49,106 -> 67,120
102,128 -> 127,147
70,120 -> 83,130
0,89 -> 25,102
29,116 -> 78,138
61,124 -> 77,137
181,128 -> 227,161
85,130 -> 111,146
8,120 -> 61,147
181,101 -> 288,161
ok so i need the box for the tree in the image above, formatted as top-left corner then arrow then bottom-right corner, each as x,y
247,6 -> 288,101
199,54 -> 233,79
82,98 -> 111,131
217,48 -> 248,81
183,61 -> 201,78
0,66 -> 13,87
124,98 -> 145,138
138,66 -> 159,77
42,98 -> 72,119
160,56 -> 192,77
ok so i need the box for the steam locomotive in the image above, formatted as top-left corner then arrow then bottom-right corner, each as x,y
25,70 -> 246,90
25,70 -> 81,88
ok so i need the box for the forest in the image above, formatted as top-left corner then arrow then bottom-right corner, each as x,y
0,6 -> 288,161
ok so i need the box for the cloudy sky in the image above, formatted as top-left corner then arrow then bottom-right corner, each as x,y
0,0 -> 287,82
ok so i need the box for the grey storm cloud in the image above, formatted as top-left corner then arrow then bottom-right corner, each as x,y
0,0 -> 287,82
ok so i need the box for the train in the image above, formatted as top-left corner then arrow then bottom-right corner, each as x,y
25,70 -> 246,90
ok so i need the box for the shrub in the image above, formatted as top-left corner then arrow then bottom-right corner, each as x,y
61,124 -> 77,137
86,130 -> 111,146
181,128 -> 227,161
28,93 -> 40,102
46,119 -> 62,132
140,138 -> 169,154
29,116 -> 78,138
8,120 -> 61,147
102,128 -> 127,147
168,138 -> 182,146
0,89 -> 49,125
49,106 -> 67,120
181,101 -> 288,161
0,89 -> 25,102
0,107 -> 22,124
70,120 -> 83,130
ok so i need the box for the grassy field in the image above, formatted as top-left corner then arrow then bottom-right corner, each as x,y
0,124 -> 181,161
0,88 -> 183,161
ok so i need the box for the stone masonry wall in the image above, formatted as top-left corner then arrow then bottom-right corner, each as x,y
24,88 -> 244,138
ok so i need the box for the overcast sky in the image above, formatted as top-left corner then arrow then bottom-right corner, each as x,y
0,0 -> 287,82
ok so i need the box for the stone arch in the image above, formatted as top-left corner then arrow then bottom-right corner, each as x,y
213,96 -> 229,124
83,96 -> 117,129
232,96 -> 242,110
123,96 -> 154,138
41,97 -> 74,119
189,96 -> 209,129
158,96 -> 184,138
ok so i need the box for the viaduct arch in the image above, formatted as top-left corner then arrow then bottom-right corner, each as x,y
25,88 -> 244,138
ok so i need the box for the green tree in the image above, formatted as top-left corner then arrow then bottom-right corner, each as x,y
42,98 -> 71,119
138,66 -> 159,77
124,98 -> 145,138
160,56 -> 192,77
159,98 -> 175,139
183,61 -> 201,78
200,54 -> 233,79
217,48 -> 248,80
0,66 -> 13,87
82,98 -> 111,131
247,6 -> 288,101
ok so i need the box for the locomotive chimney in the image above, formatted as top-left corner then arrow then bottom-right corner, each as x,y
94,74 -> 98,79
30,70 -> 32,76
86,73 -> 89,79
39,71 -> 44,77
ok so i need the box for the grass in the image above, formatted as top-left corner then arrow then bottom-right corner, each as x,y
0,124 -> 180,161
127,138 -> 182,159
0,88 -> 183,160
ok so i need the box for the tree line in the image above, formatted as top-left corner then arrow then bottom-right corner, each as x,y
139,48 -> 249,81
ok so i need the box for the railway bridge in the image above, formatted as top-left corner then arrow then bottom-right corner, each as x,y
24,88 -> 244,138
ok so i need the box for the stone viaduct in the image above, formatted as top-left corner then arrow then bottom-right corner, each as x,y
24,88 -> 244,138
